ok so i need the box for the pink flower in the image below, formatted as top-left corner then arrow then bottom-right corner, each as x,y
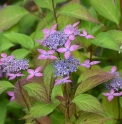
27,66 -> 43,80
38,49 -> 57,60
43,24 -> 57,39
80,30 -> 94,39
55,76 -> 72,86
80,60 -> 100,68
7,73 -> 25,80
7,91 -> 15,102
57,40 -> 79,59
35,39 -> 43,45
109,66 -> 119,77
64,22 -> 79,40
103,89 -> 122,101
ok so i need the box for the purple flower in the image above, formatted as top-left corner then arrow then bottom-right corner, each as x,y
35,39 -> 43,45
38,49 -> 57,60
105,77 -> 122,91
53,56 -> 80,77
42,30 -> 68,50
7,91 -> 15,102
109,66 -> 119,77
64,22 -> 80,41
7,73 -> 25,80
55,76 -> 72,86
57,40 -> 79,59
43,24 -> 57,39
27,66 -> 43,80
80,60 -> 100,68
103,89 -> 122,101
80,30 -> 94,39
0,54 -> 29,74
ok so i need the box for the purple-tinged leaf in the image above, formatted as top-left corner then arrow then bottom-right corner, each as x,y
76,70 -> 115,96
75,112 -> 109,124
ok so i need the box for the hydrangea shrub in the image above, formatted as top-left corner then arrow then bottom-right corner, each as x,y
0,0 -> 122,124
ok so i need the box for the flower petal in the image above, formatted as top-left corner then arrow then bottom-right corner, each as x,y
47,50 -> 55,54
10,96 -> 15,102
9,75 -> 16,80
114,92 -> 122,96
64,29 -> 72,35
110,89 -> 115,94
55,80 -> 62,85
48,55 -> 57,59
69,35 -> 75,40
65,40 -> 71,48
38,55 -> 47,60
82,30 -> 87,36
63,76 -> 70,80
111,66 -> 117,73
37,49 -> 47,54
84,60 -> 90,64
27,69 -> 34,74
57,48 -> 66,53
85,35 -> 94,39
108,95 -> 114,101
27,74 -> 34,80
90,61 -> 100,65
65,51 -> 71,59
51,24 -> 57,31
35,72 -> 43,77
70,45 -> 79,51
73,22 -> 79,27
16,73 -> 25,77
7,91 -> 14,96
43,28 -> 49,34
35,66 -> 42,73
102,93 -> 110,96
63,80 -> 72,83
1,53 -> 7,58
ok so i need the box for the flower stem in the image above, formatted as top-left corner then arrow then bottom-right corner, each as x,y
118,97 -> 121,121
65,83 -> 71,122
52,0 -> 58,24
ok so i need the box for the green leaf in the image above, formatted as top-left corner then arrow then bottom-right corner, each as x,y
0,101 -> 7,124
59,3 -> 100,24
34,0 -> 66,11
102,96 -> 122,120
0,5 -> 28,30
11,32 -> 34,49
0,33 -> 14,52
75,71 -> 115,96
106,30 -> 122,43
43,64 -> 54,98
51,84 -> 63,101
72,94 -> 104,114
75,112 -> 108,124
23,101 -> 60,119
81,7 -> 102,34
91,32 -> 119,51
0,81 -> 14,94
34,0 -> 53,11
78,69 -> 106,83
24,83 -> 47,102
90,0 -> 120,24
50,111 -> 64,124
11,48 -> 29,59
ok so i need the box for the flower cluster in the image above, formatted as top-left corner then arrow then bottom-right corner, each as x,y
36,22 -> 97,85
0,53 -> 29,80
105,77 -> 122,91
103,67 -> 122,101
53,56 -> 80,77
